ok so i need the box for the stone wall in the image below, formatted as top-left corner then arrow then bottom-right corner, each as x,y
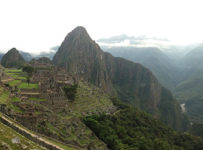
0,115 -> 62,150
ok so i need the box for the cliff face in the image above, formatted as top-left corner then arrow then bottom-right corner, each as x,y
53,27 -> 113,93
1,48 -> 25,68
53,26 -> 188,130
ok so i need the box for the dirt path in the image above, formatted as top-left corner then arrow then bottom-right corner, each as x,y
1,78 -> 13,83
20,92 -> 40,95
0,114 -> 67,150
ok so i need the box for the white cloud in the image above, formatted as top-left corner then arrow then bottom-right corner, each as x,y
0,0 -> 203,54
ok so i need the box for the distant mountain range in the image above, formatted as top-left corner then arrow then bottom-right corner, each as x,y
99,37 -> 203,126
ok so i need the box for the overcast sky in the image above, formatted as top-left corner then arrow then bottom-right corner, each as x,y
0,0 -> 203,54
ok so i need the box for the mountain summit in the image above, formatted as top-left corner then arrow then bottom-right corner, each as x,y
53,26 -> 188,130
1,48 -> 25,68
53,26 -> 112,92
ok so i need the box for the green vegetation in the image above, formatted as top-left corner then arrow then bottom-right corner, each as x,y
0,121 -> 45,150
11,97 -> 21,102
0,90 -> 9,104
8,80 -> 21,87
29,97 -> 46,101
22,66 -> 34,75
68,82 -> 114,114
22,66 -> 34,85
5,69 -> 27,80
84,101 -> 203,150
64,84 -> 78,100
4,69 -> 22,73
18,82 -> 38,89
190,123 -> 203,138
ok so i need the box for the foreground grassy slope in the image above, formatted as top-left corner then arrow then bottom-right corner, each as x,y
0,120 -> 46,150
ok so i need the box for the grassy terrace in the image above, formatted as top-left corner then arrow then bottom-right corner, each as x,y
0,120 -> 46,150
5,69 -> 27,80
8,80 -> 21,87
0,112 -> 77,150
18,82 -> 38,89
0,89 -> 9,104
68,81 -> 113,115
29,97 -> 46,101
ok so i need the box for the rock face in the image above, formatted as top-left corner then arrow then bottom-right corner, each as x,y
103,47 -> 179,90
53,26 -> 188,130
1,48 -> 25,68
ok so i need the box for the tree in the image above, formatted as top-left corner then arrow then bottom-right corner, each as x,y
63,84 -> 78,101
22,66 -> 34,86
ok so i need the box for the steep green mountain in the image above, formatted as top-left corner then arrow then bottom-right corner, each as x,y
174,45 -> 203,126
183,44 -> 203,68
1,48 -> 25,68
53,26 -> 187,131
102,47 -> 179,89
84,100 -> 203,150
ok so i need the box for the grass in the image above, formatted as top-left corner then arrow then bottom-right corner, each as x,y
5,69 -> 27,80
8,103 -> 23,113
29,97 -> 46,101
0,90 -> 9,104
8,80 -> 21,87
4,69 -> 22,73
0,121 -> 46,150
68,81 -> 113,115
11,97 -> 21,102
18,82 -> 38,89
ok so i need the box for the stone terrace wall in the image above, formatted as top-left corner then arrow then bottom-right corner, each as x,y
0,114 -> 63,150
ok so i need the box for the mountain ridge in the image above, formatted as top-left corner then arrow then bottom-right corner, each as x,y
53,26 -> 188,130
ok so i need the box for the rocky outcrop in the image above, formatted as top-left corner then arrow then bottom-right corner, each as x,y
53,26 -> 188,131
1,48 -> 25,68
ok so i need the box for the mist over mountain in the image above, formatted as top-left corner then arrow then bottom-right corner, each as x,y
183,44 -> 203,68
9,47 -> 58,61
0,52 -> 4,61
99,34 -> 203,133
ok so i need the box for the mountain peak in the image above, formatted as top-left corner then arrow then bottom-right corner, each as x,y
72,26 -> 87,33
65,26 -> 91,41
9,47 -> 18,52
1,47 -> 25,68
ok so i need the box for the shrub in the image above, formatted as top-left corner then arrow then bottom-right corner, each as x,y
63,84 -> 78,101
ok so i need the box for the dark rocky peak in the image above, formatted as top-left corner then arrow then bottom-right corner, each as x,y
7,47 -> 19,54
53,26 -> 102,66
66,26 -> 90,39
1,47 -> 25,68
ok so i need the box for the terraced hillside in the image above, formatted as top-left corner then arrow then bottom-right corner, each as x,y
0,119 -> 46,150
0,67 -> 113,149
